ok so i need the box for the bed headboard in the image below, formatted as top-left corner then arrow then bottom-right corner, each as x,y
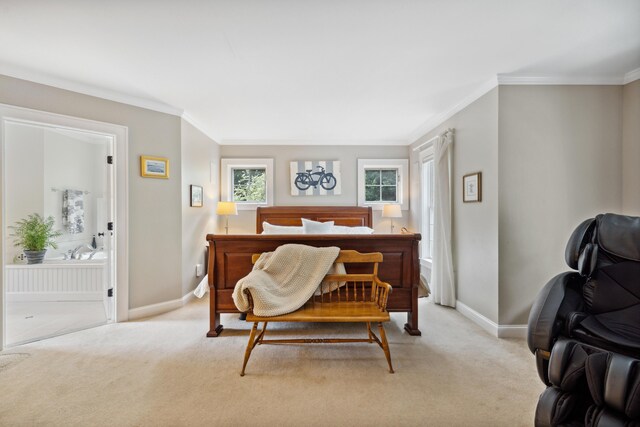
256,206 -> 373,233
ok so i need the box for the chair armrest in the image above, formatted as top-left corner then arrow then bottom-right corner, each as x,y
527,272 -> 586,355
372,276 -> 392,310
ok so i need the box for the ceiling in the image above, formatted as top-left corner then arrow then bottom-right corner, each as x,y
1,1 -> 639,145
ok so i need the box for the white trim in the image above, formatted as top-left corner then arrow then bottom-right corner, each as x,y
419,258 -> 433,268
455,300 -> 528,338
219,138 -> 407,146
357,159 -> 409,211
128,291 -> 196,321
497,74 -> 624,85
220,158 -> 274,210
497,324 -> 528,339
0,104 -> 129,349
0,64 -> 227,144
182,290 -> 196,305
128,298 -> 183,320
407,77 -> 498,143
0,62 -> 183,116
455,300 -> 499,337
624,68 -> 640,84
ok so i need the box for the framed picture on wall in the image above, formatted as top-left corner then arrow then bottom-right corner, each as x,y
140,155 -> 169,179
190,185 -> 203,207
463,172 -> 482,203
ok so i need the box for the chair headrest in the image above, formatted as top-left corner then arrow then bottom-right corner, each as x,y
565,218 -> 596,270
565,213 -> 640,274
596,213 -> 640,262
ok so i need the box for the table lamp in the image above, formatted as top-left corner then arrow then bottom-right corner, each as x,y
216,201 -> 238,235
382,204 -> 402,234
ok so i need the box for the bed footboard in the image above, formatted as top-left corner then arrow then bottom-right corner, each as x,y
206,233 -> 422,337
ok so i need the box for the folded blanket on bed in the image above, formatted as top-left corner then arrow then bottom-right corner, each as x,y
232,244 -> 340,317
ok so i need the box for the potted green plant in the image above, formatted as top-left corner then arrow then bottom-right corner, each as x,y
10,213 -> 62,264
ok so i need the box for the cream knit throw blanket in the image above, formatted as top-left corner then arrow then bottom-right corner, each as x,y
232,244 -> 340,317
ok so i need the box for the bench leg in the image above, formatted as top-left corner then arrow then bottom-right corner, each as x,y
257,322 -> 269,344
366,322 -> 373,343
240,322 -> 259,376
378,322 -> 394,374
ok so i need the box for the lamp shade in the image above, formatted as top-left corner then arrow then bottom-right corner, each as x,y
382,204 -> 402,218
216,201 -> 238,216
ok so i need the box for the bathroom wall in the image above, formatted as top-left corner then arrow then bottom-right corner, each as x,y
42,129 -> 108,257
4,123 -> 45,263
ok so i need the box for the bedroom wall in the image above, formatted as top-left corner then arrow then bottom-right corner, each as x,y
498,85 -> 623,325
218,144 -> 410,234
622,79 -> 640,216
409,88 -> 500,324
180,119 -> 220,297
0,74 -> 183,310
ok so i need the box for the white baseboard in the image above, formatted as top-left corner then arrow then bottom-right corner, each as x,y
497,324 -> 528,339
128,290 -> 198,321
181,289 -> 196,305
455,300 -> 527,339
456,300 -> 499,336
128,298 -> 183,320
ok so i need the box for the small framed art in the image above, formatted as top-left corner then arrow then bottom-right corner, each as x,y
463,172 -> 482,203
190,185 -> 203,207
140,155 -> 169,179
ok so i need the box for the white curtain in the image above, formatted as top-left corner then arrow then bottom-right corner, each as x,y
431,132 -> 455,307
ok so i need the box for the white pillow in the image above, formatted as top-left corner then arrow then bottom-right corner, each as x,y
261,222 -> 304,235
330,225 -> 375,234
301,218 -> 335,234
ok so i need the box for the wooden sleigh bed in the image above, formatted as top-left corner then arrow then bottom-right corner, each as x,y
206,206 -> 422,337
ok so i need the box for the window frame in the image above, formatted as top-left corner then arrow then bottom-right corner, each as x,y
357,159 -> 409,211
419,147 -> 435,263
220,158 -> 274,210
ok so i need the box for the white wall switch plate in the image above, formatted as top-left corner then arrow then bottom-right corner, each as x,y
196,264 -> 203,277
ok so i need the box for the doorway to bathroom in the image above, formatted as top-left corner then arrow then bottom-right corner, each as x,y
1,105 -> 129,348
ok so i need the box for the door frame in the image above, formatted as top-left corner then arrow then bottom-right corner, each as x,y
0,103 -> 129,349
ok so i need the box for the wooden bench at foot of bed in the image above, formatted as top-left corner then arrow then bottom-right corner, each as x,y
240,250 -> 394,376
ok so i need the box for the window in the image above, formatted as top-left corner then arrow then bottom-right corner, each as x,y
365,169 -> 398,203
221,158 -> 274,210
232,168 -> 266,202
420,149 -> 435,260
357,159 -> 408,210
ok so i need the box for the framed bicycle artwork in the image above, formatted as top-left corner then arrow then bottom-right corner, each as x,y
290,160 -> 342,196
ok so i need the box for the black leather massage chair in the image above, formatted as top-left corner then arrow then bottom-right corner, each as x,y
527,213 -> 640,426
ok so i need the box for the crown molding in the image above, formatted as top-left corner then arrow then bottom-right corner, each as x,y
181,113 -> 221,144
624,68 -> 640,84
406,77 -> 498,144
496,74 -> 624,85
0,62 -> 183,116
218,138 -> 408,146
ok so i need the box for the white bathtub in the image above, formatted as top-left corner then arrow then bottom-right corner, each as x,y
45,250 -> 107,262
6,260 -> 107,302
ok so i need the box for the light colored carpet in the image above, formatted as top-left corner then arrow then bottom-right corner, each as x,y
0,297 -> 544,426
